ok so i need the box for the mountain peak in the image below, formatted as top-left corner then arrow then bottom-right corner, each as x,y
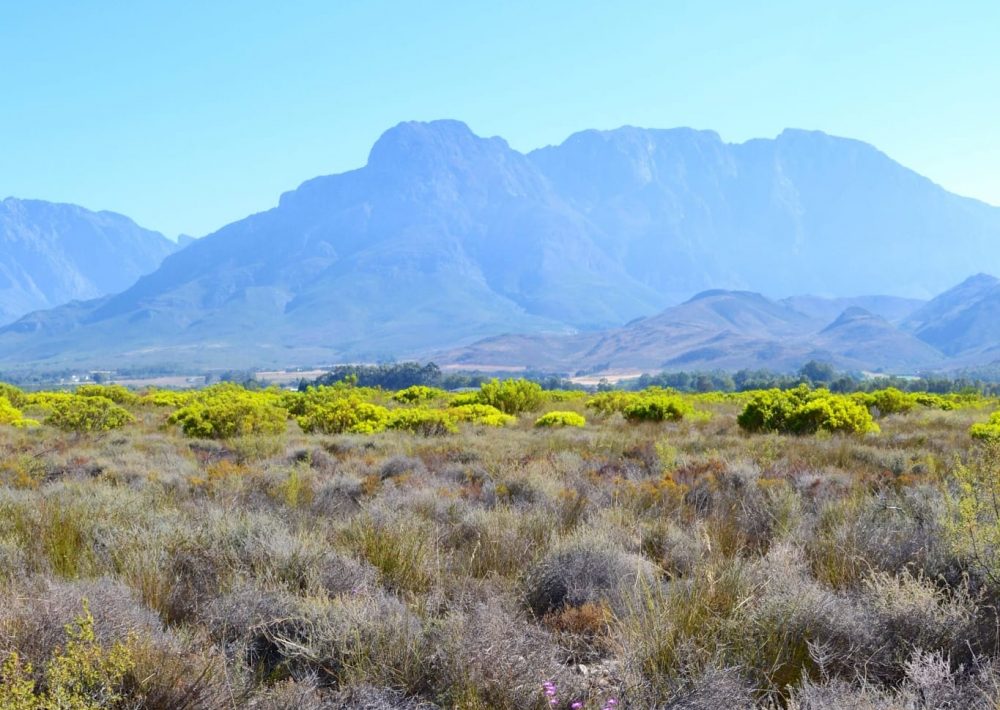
821,306 -> 882,333
367,119 -> 509,170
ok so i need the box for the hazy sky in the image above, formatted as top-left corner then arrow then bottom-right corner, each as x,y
2,1 -> 998,237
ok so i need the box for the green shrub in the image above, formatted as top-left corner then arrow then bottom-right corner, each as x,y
168,389 -> 287,439
534,411 -> 586,428
853,388 -> 915,416
478,378 -> 544,415
623,395 -> 693,423
385,408 -> 457,435
75,384 -> 139,406
296,396 -> 390,435
586,391 -> 641,416
391,385 -> 447,404
449,403 -> 516,427
0,396 -> 38,429
971,411 -> 1000,442
46,396 -> 135,433
448,391 -> 482,407
738,386 -> 878,435
0,601 -> 136,710
544,389 -> 587,403
785,396 -> 880,435
140,388 -> 195,408
0,382 -> 29,408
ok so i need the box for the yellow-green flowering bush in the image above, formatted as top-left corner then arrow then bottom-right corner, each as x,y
75,383 -> 139,406
585,391 -> 641,416
534,411 -> 586,428
392,385 -> 447,403
0,602 -> 135,710
0,382 -> 29,408
385,407 -> 457,435
738,385 -> 878,435
478,378 -> 544,414
622,395 -> 693,423
0,396 -> 38,429
971,411 -> 1000,442
168,388 -> 287,438
46,396 -> 135,433
852,388 -> 915,416
449,403 -> 516,427
296,396 -> 390,435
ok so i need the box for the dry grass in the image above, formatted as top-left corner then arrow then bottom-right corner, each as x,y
1,395 -> 1000,707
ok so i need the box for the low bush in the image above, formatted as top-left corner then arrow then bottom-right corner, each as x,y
478,378 -> 544,415
45,396 -> 134,433
534,411 -> 586,428
385,407 -> 457,436
169,388 -> 287,439
970,411 -> 1000,442
392,385 -> 447,403
74,384 -> 139,406
622,395 -> 692,423
738,386 -> 878,435
449,403 -> 516,427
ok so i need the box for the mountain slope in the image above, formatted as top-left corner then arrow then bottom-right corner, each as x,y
0,198 -> 176,324
438,293 -> 948,374
902,274 -> 1000,357
812,307 -> 945,371
530,127 -> 1000,301
3,120 -> 1000,370
780,295 -> 926,325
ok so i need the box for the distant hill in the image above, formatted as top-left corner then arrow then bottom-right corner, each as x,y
903,274 -> 1000,358
780,295 -> 925,326
438,291 -> 949,375
2,119 -> 1000,371
0,198 -> 176,324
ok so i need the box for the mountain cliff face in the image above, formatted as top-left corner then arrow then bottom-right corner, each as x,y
0,198 -> 176,324
1,119 -> 1000,370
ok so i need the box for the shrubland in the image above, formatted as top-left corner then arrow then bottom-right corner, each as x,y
0,378 -> 999,707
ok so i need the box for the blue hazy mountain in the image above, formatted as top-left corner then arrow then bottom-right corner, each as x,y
1,120 -> 999,371
0,198 -> 176,324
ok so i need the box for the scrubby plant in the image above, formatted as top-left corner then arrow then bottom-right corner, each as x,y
385,407 -> 457,436
477,378 -> 544,414
0,601 -> 135,709
139,388 -> 195,408
970,411 -> 1000,442
534,411 -> 586,428
74,384 -> 139,406
853,387 -> 916,416
622,394 -> 693,423
738,386 -> 878,435
45,396 -> 134,433
0,382 -> 29,408
296,396 -> 390,434
449,403 -> 516,427
586,391 -> 641,416
785,396 -> 880,435
169,388 -> 287,439
0,397 -> 37,429
391,385 -> 447,403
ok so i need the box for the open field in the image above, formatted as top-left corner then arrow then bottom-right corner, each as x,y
2,382 -> 1000,708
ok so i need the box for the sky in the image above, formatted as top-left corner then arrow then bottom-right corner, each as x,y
2,0 -> 999,238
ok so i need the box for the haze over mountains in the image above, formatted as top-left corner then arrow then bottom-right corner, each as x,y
0,198 -> 176,324
3,119 -> 1000,374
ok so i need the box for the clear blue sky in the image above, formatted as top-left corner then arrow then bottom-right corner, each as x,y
2,1 -> 998,238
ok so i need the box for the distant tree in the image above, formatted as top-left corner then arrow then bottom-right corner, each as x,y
799,360 -> 836,384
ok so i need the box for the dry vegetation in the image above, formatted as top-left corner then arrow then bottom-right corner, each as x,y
1,381 -> 1000,708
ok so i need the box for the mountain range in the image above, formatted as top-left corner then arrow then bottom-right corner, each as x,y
0,198 -> 176,324
2,119 -> 1000,374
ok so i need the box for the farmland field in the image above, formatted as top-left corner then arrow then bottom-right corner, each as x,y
2,380 -> 1000,708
